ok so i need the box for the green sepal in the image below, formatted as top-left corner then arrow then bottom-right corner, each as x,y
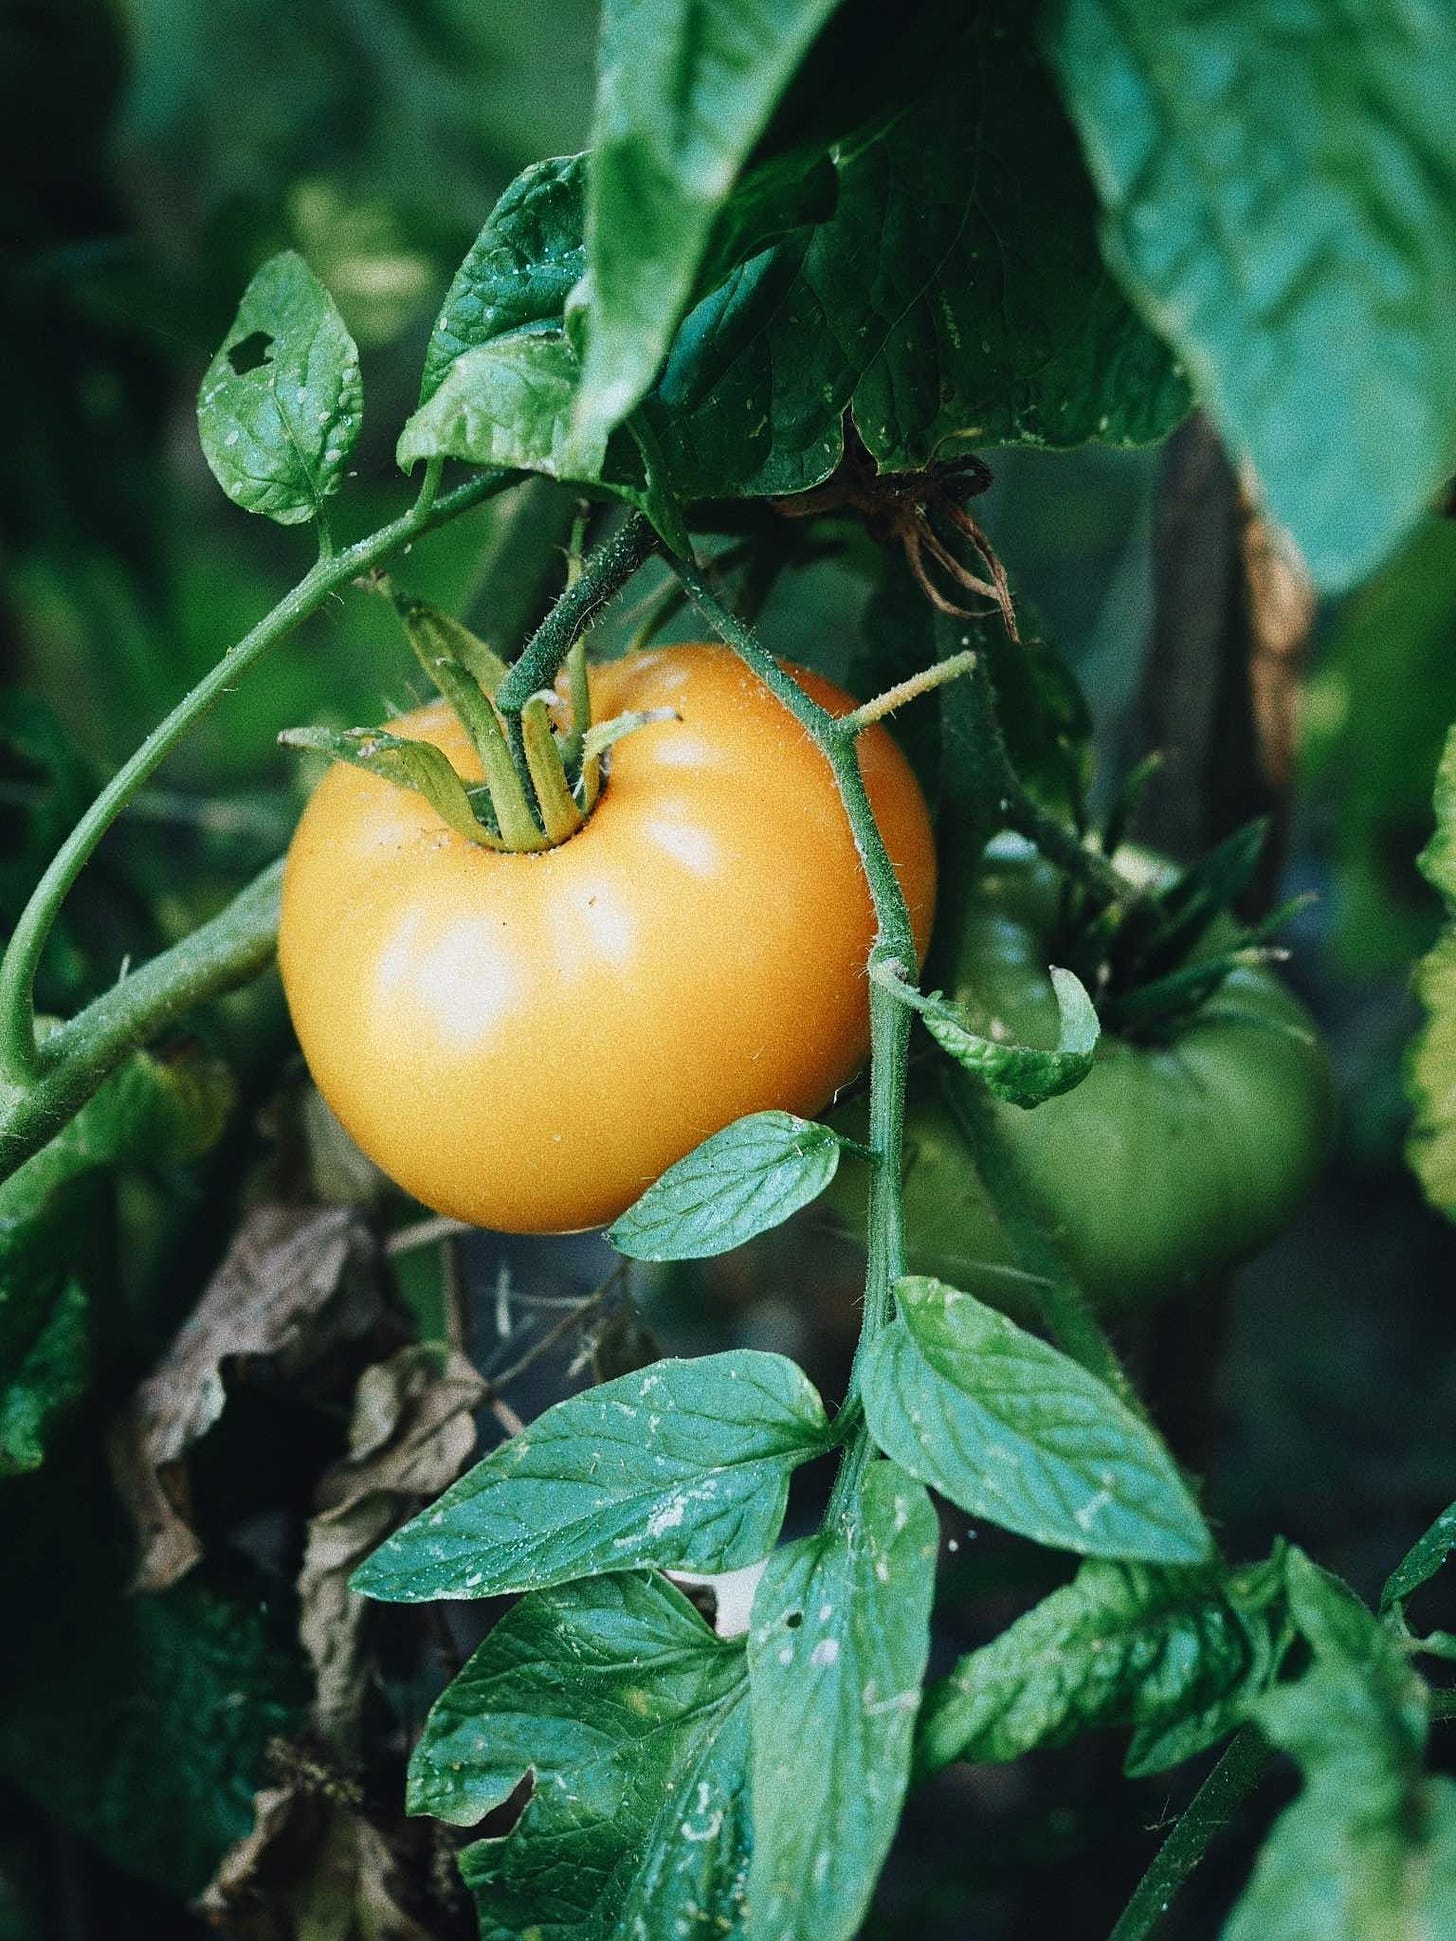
395,596 -> 510,696
278,725 -> 500,848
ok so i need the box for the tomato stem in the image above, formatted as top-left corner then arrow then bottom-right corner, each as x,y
1106,1725 -> 1272,1941
0,861 -> 284,1179
834,650 -> 978,738
671,554 -> 918,1533
495,515 -> 657,714
0,465 -> 517,1103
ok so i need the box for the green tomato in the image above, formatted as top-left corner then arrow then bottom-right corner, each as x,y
833,837 -> 1337,1309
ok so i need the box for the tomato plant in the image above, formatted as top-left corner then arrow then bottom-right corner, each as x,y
280,644 -> 935,1231
5,4 -> 1456,1941
833,838 -> 1336,1307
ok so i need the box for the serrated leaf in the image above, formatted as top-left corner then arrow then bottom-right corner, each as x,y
406,7 -> 1185,538
909,967 -> 1098,1109
862,1277 -> 1212,1564
400,328 -> 593,479
917,1558 -> 1275,1777
352,1351 -> 831,1601
197,251 -> 362,525
1225,1775 -> 1456,1941
746,1461 -> 937,1941
1050,0 -> 1456,593
1226,1548 -> 1453,1941
1382,1503 -> 1456,1619
608,1112 -> 843,1261
1409,724 -> 1456,1216
571,0 -> 843,462
407,1573 -> 750,1941
279,724 -> 496,848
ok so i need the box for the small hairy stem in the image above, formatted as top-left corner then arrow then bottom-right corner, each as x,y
835,651 -> 978,738
673,553 -> 917,1531
1107,1726 -> 1272,1941
495,515 -> 658,713
954,651 -> 1128,914
0,466 -> 515,1093
0,860 -> 284,1179
941,1075 -> 1144,1415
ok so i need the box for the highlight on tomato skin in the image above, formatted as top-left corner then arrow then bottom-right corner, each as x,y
277,643 -> 937,1234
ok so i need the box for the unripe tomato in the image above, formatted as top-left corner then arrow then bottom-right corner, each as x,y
833,837 -> 1335,1307
278,644 -> 935,1232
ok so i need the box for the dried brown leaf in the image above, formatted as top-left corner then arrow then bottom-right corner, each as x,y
109,1204 -> 382,1593
299,1344 -> 485,1746
198,1779 -> 434,1941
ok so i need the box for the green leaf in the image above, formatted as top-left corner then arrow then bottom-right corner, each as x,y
1225,1548 -> 1453,1941
894,966 -> 1099,1109
405,8 -> 1186,534
1382,1504 -> 1456,1619
408,1572 -> 750,1941
0,1553 -> 306,1898
862,1277 -> 1212,1564
608,1111 -> 844,1261
0,1280 -> 88,1479
1225,1776 -> 1456,1941
197,251 -> 362,525
277,724 -> 496,848
641,2 -> 1188,499
1409,723 -> 1456,1216
570,0 -> 844,462
1050,0 -> 1456,593
401,327 -> 593,479
352,1351 -> 831,1601
419,155 -> 588,407
746,1461 -> 937,1941
917,1556 -> 1281,1778
0,1044 -> 233,1478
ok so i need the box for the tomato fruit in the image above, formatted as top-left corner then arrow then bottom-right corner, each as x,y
834,836 -> 1335,1307
278,643 -> 936,1232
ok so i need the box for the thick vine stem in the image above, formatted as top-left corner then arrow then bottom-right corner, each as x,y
494,515 -> 658,714
673,554 -> 917,1530
0,860 -> 283,1180
0,466 -> 516,1094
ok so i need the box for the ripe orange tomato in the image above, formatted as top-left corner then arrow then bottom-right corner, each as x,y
278,644 -> 936,1231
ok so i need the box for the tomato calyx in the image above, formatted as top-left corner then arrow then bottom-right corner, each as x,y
278,588 -> 673,855
998,816 -> 1307,1047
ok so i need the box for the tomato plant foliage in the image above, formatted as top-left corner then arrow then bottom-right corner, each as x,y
5,0 -> 1456,1937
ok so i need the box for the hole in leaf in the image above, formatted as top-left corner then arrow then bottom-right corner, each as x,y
785,1611 -> 803,1629
228,330 -> 275,375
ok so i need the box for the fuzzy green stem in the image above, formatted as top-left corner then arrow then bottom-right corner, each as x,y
1107,1726 -> 1271,1941
0,860 -> 283,1179
835,651 -> 978,738
0,467 -> 515,1092
674,554 -> 916,1530
495,515 -> 657,714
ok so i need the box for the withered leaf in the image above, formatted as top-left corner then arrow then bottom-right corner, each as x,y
198,1778 -> 435,1941
110,1204 -> 382,1593
299,1344 -> 485,1747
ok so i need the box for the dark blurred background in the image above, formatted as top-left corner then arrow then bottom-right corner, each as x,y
3,3 -> 1455,1938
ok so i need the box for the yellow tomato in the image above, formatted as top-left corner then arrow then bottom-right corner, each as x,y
279,644 -> 935,1231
